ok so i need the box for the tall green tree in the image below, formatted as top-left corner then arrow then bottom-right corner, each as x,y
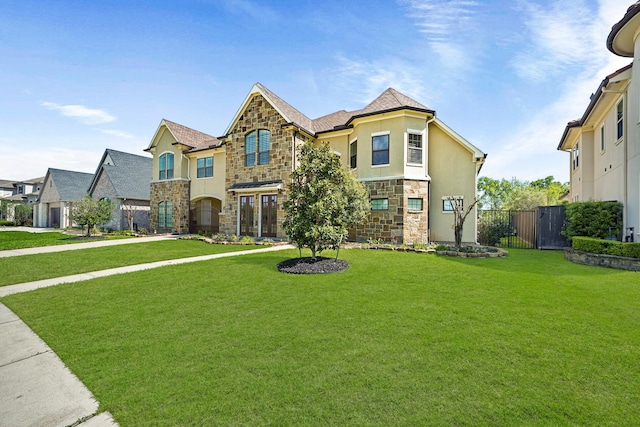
478,176 -> 569,210
69,196 -> 113,237
283,143 -> 369,259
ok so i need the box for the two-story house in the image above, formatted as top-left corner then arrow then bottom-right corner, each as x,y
558,1 -> 640,242
146,84 -> 486,244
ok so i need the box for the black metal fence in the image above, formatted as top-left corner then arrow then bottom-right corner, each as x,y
478,206 -> 568,249
478,209 -> 538,249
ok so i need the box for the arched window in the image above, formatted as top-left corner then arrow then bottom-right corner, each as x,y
158,201 -> 173,228
159,153 -> 174,180
245,129 -> 270,166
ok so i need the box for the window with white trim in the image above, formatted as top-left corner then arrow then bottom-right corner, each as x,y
600,124 -> 605,152
443,197 -> 463,212
617,99 -> 623,140
572,144 -> 579,170
407,133 -> 423,164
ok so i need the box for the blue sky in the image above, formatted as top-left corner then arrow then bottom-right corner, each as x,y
0,0 -> 633,182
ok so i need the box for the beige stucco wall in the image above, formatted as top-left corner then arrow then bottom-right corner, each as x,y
187,148 -> 226,204
151,128 -> 188,180
428,122 -> 479,243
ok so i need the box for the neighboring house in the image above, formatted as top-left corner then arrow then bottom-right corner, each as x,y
146,84 -> 486,244
558,2 -> 640,242
0,177 -> 44,222
35,169 -> 93,228
88,149 -> 153,231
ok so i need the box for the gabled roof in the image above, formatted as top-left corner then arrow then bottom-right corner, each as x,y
224,83 -> 435,137
557,63 -> 632,150
89,149 -> 152,200
146,119 -> 222,153
44,168 -> 93,201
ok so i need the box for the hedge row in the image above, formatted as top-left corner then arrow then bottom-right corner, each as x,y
0,220 -> 15,226
572,236 -> 640,259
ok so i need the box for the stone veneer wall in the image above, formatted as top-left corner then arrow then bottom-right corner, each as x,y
564,248 -> 640,271
353,179 -> 429,244
402,180 -> 429,244
220,94 -> 299,237
150,179 -> 190,233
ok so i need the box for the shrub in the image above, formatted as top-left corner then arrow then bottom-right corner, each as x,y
572,236 -> 640,258
477,217 -> 510,246
240,236 -> 254,244
0,220 -> 15,226
564,201 -> 623,242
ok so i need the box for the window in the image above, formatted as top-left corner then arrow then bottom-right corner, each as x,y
407,133 -> 422,164
350,139 -> 357,169
245,129 -> 271,166
197,157 -> 213,178
371,199 -> 388,210
372,134 -> 389,165
443,197 -> 462,212
159,153 -> 174,180
408,198 -> 423,211
617,100 -> 624,140
600,124 -> 605,152
572,144 -> 580,170
158,201 -> 173,228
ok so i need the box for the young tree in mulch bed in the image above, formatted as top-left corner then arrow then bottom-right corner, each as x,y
69,196 -> 113,237
280,143 -> 369,274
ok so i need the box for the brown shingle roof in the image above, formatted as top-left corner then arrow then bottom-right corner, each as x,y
256,84 -> 315,134
163,119 -> 222,151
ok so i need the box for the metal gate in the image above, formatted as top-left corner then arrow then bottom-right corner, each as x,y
537,205 -> 568,249
479,206 -> 568,249
478,209 -> 537,249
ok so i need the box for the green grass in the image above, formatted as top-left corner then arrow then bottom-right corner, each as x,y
2,249 -> 640,426
0,240 -> 261,286
0,231 -> 129,250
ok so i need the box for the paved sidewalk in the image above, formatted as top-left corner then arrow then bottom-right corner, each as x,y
0,239 -> 294,426
0,234 -> 178,258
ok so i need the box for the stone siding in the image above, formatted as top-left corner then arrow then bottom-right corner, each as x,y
221,94 -> 298,237
564,248 -> 640,271
352,179 -> 429,244
150,179 -> 190,233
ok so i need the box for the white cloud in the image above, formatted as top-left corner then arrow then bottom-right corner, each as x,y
329,56 -> 436,108
401,0 -> 480,69
0,144 -> 100,180
40,102 -> 116,125
98,129 -> 135,139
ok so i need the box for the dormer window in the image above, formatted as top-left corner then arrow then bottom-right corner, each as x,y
159,153 -> 174,180
245,129 -> 271,166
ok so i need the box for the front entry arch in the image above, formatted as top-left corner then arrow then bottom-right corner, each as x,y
190,198 -> 221,234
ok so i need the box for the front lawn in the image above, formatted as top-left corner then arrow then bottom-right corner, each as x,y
0,240 -> 261,286
2,249 -> 639,425
0,230 -> 125,250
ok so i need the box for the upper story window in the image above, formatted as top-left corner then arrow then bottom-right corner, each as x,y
407,133 -> 423,164
572,144 -> 580,170
245,129 -> 271,166
159,152 -> 174,180
197,157 -> 213,178
600,124 -> 605,152
372,133 -> 389,166
617,99 -> 624,140
350,139 -> 357,169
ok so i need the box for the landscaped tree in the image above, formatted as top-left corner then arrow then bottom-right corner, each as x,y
283,142 -> 369,260
68,196 -> 113,237
447,196 -> 479,249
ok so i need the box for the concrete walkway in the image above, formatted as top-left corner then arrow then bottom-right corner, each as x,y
0,234 -> 294,426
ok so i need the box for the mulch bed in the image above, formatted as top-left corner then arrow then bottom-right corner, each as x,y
277,257 -> 349,274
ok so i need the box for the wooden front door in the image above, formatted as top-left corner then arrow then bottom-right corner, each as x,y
261,195 -> 277,237
239,195 -> 254,236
